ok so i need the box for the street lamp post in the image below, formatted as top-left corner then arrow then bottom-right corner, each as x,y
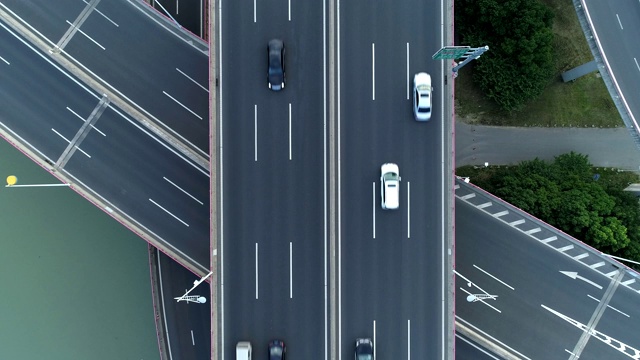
175,271 -> 213,304
5,175 -> 69,188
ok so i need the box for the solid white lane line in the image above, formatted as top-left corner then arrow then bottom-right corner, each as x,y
288,0 -> 291,21
324,0 -> 331,356
0,56 -> 9,65
290,242 -> 293,298
82,0 -> 119,26
616,14 -> 623,30
635,58 -> 640,72
406,42 -> 410,100
51,128 -> 91,158
289,103 -> 292,160
255,242 -> 259,299
372,43 -> 375,100
473,264 -> 514,290
176,68 -> 209,92
587,294 -> 630,317
373,320 -> 377,360
66,107 -> 106,136
372,182 -> 376,239
407,181 -> 411,238
408,319 -> 411,360
190,330 -> 195,345
440,0 -> 447,356
163,176 -> 204,205
254,105 -> 258,161
149,198 -> 189,226
163,91 -> 203,120
254,0 -> 256,22
65,20 -> 104,50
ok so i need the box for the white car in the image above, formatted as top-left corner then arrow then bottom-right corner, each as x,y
380,163 -> 400,210
413,72 -> 432,121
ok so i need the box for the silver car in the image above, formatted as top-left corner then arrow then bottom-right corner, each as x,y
413,72 -> 432,121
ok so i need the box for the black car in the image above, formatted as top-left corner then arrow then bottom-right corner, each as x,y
355,338 -> 373,360
268,339 -> 286,360
267,39 -> 285,91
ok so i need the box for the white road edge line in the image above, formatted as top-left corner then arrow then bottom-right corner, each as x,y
407,319 -> 411,360
473,264 -> 514,290
440,0 -> 447,355
407,181 -> 411,238
332,0 -> 338,356
616,14 -> 623,30
149,198 -> 189,226
163,91 -> 203,120
219,0 -> 226,356
372,43 -> 375,100
406,42 -> 410,100
254,104 -> 258,161
163,176 -> 204,205
289,103 -> 292,160
156,250 -> 175,359
290,242 -> 293,298
176,67 -> 209,93
373,182 -> 376,239
66,20 -> 105,50
255,242 -> 259,299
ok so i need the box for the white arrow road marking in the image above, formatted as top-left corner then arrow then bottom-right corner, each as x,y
560,271 -> 603,289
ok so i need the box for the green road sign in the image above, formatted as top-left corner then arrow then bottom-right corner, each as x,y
432,46 -> 470,60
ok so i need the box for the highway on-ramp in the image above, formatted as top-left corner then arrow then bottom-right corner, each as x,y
456,197 -> 640,359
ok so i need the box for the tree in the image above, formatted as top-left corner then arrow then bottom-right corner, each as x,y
456,0 -> 555,111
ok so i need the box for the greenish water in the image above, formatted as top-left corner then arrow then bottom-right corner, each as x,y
0,140 -> 160,360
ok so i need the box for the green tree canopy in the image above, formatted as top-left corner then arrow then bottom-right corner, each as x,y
479,153 -> 632,252
456,0 -> 555,111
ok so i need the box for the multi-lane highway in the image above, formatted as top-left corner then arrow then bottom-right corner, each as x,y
220,0 -> 327,358
220,0 -> 450,358
339,0 -> 446,358
0,2 -> 210,269
0,0 -> 210,155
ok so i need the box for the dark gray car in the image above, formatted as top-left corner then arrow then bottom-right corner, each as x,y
355,338 -> 373,360
268,39 -> 285,91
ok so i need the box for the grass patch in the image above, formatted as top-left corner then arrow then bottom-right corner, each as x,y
455,0 -> 621,128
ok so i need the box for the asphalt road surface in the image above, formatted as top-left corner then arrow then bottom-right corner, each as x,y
0,16 -> 210,268
456,198 -> 640,359
221,0 -> 327,358
338,0 -> 447,358
0,0 -> 210,154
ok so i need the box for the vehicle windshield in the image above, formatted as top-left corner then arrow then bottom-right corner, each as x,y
383,172 -> 398,181
270,347 -> 283,356
357,354 -> 373,360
